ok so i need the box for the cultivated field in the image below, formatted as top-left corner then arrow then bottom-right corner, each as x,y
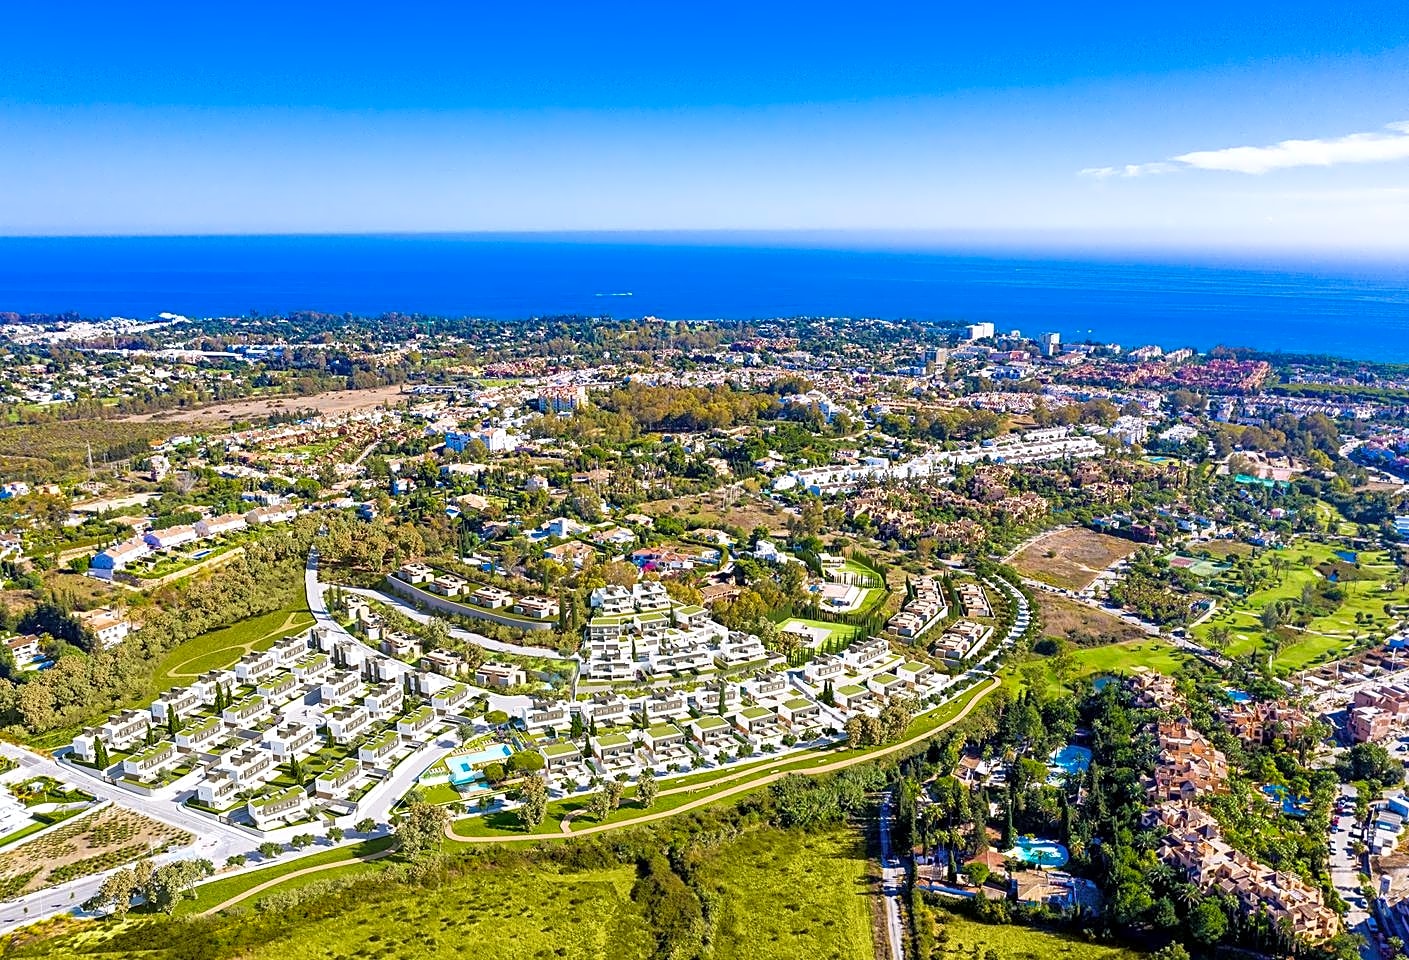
0,806 -> 192,897
118,383 -> 408,425
1012,528 -> 1139,591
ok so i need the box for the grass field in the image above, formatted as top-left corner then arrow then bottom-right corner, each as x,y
929,907 -> 1147,960
241,861 -> 654,960
1011,638 -> 1189,695
776,616 -> 860,647
152,599 -> 313,690
1190,539 -> 1409,673
702,828 -> 876,960
1034,593 -> 1148,647
1012,529 -> 1138,591
175,836 -> 395,916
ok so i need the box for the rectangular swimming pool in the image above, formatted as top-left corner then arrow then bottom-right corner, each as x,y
446,743 -> 513,786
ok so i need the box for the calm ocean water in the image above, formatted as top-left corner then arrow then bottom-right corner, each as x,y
0,234 -> 1406,361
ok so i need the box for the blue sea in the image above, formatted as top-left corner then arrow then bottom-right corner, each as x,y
1,234 -> 1407,362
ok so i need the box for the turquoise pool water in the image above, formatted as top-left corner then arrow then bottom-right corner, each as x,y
1006,837 -> 1069,868
1048,744 -> 1092,779
447,743 -> 513,786
1225,688 -> 1252,704
1260,783 -> 1309,818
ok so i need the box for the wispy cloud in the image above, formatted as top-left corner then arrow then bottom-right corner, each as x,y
1081,121 -> 1409,178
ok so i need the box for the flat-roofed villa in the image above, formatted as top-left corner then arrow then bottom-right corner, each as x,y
121,740 -> 177,781
519,698 -> 568,732
293,651 -> 331,681
475,661 -> 526,688
247,785 -> 309,830
217,746 -> 274,786
778,697 -> 821,727
428,574 -> 466,597
743,672 -> 788,702
644,692 -> 689,721
897,661 -> 934,688
314,757 -> 362,798
642,723 -> 691,762
320,670 -> 361,705
235,648 -> 278,684
578,693 -> 631,727
539,740 -> 584,771
866,672 -> 906,699
590,732 -> 636,762
803,654 -> 845,685
358,728 -> 400,765
266,721 -> 318,760
470,584 -> 513,609
398,561 -> 434,584
363,682 -> 404,719
174,714 -> 223,752
431,682 -> 471,715
150,686 -> 202,723
421,649 -> 468,676
196,771 -> 239,808
257,670 -> 298,702
833,683 -> 870,710
689,714 -> 736,747
222,694 -> 269,726
397,704 -> 435,739
325,704 -> 371,743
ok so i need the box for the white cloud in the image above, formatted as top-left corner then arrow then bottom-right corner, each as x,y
1082,121 -> 1409,177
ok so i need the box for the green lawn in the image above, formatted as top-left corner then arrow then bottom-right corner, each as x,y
928,906 -> 1147,960
1008,639 -> 1189,695
153,599 -> 314,690
775,617 -> 859,647
702,828 -> 875,960
1190,538 -> 1409,672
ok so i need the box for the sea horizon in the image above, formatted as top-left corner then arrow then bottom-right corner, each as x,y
1,232 -> 1407,363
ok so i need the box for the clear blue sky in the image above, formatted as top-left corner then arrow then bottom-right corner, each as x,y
3,2 -> 1408,250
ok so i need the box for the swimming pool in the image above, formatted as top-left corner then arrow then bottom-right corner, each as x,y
1048,744 -> 1092,780
1260,783 -> 1309,818
446,743 -> 513,786
1006,837 -> 1069,869
1225,688 -> 1252,704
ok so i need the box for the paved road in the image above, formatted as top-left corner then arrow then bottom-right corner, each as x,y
0,743 -> 256,932
877,793 -> 905,960
1329,784 -> 1381,960
341,585 -> 576,662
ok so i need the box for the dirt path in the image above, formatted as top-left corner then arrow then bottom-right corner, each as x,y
198,846 -> 397,916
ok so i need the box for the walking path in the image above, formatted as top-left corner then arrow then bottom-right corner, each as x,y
198,846 -> 398,916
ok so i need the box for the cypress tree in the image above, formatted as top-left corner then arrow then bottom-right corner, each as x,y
93,736 -> 108,770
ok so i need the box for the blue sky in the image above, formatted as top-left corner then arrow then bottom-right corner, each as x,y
2,2 -> 1408,249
